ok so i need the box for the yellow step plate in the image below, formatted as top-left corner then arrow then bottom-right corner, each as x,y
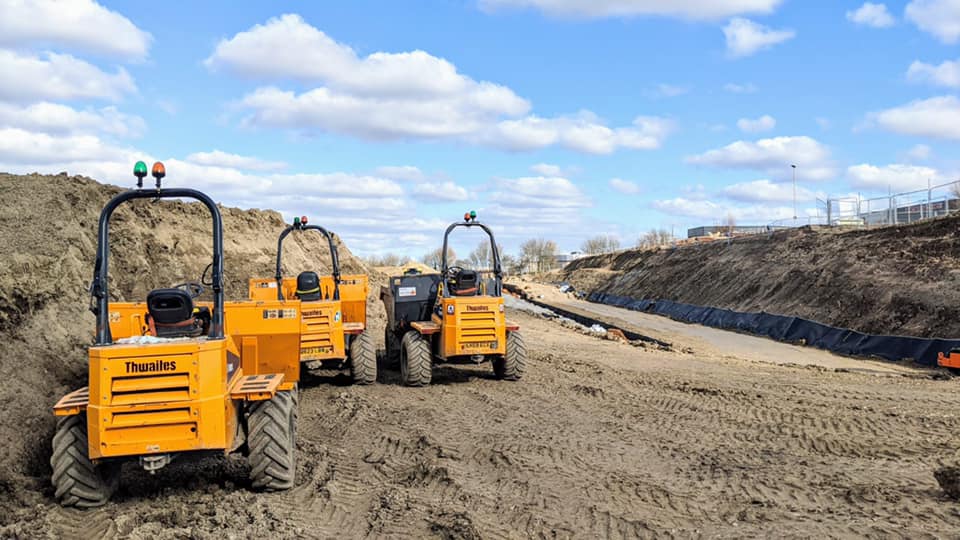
53,387 -> 89,416
229,373 -> 284,401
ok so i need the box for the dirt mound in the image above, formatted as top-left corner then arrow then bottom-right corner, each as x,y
562,220 -> 960,338
0,173 -> 384,521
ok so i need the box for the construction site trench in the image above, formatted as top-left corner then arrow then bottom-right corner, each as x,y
2,174 -> 960,538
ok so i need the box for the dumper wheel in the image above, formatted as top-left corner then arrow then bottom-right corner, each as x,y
350,331 -> 377,385
400,331 -> 432,387
50,414 -> 121,508
248,390 -> 297,491
493,331 -> 527,381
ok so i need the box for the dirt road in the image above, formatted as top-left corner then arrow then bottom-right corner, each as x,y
6,309 -> 960,538
520,280 -> 919,375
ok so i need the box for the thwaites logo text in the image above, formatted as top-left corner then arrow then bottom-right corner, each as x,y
465,305 -> 490,312
125,360 -> 177,374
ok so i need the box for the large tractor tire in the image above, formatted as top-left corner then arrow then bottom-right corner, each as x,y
493,331 -> 527,381
349,331 -> 377,385
50,415 -> 121,508
248,390 -> 297,491
400,330 -> 432,387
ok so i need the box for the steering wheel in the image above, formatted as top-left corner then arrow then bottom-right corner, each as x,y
447,265 -> 464,278
172,281 -> 205,299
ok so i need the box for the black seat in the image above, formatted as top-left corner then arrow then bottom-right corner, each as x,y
295,271 -> 321,301
449,269 -> 479,296
147,289 -> 205,338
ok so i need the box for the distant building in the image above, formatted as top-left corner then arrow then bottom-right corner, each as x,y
554,251 -> 585,266
687,225 -> 773,238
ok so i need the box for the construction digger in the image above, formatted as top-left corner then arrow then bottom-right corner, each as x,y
382,211 -> 526,386
51,162 -> 302,507
248,216 -> 375,384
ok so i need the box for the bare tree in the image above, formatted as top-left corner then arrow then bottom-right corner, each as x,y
421,247 -> 457,270
362,253 -> 409,267
637,228 -> 673,249
519,238 -> 558,273
467,240 -> 503,270
581,235 -> 620,255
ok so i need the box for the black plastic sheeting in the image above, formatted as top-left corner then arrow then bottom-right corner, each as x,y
589,292 -> 960,366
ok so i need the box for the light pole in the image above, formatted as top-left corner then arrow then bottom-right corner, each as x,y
791,164 -> 797,220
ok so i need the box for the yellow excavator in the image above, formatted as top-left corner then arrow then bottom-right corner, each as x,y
51,162 -> 303,507
381,211 -> 526,386
248,216 -> 375,384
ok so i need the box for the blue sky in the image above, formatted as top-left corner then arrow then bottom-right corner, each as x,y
2,0 -> 960,257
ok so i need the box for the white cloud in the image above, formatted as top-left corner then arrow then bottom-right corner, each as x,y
651,197 -> 807,223
816,117 -> 831,130
723,82 -> 758,93
722,179 -> 818,203
186,150 -> 287,172
723,18 -> 795,58
0,0 -> 151,60
846,3 -> 895,28
488,113 -> 675,154
413,181 -> 470,201
0,102 -> 144,138
871,95 -> 960,139
847,163 -> 942,192
0,50 -> 136,103
208,15 -> 669,153
0,128 -> 132,165
687,136 -> 836,181
906,0 -> 960,43
530,163 -> 562,176
737,114 -> 776,133
906,144 -> 933,160
907,58 -> 960,88
478,0 -> 784,20
609,178 -> 640,194
374,165 -> 427,182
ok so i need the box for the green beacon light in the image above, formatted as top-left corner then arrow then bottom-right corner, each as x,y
470,210 -> 477,219
133,161 -> 147,187
293,216 -> 301,226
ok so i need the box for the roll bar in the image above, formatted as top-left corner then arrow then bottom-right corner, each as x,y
441,220 -> 502,297
275,222 -> 341,301
90,188 -> 225,345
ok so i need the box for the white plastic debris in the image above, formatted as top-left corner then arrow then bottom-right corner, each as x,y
589,324 -> 607,335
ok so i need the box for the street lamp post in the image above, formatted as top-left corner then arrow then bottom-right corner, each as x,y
791,164 -> 797,220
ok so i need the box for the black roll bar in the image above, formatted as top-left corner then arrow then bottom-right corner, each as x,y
274,223 -> 341,301
90,188 -> 225,345
441,220 -> 503,297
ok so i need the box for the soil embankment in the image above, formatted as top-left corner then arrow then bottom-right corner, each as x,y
561,221 -> 960,339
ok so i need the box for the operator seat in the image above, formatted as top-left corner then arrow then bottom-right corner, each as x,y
449,269 -> 479,296
295,271 -> 322,301
146,288 -> 206,338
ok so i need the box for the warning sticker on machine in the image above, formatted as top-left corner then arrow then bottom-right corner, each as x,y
262,308 -> 297,319
398,286 -> 417,297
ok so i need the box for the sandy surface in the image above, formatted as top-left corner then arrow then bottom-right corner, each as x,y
5,309 -> 960,538
515,279 -> 920,376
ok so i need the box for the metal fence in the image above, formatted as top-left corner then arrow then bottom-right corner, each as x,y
768,180 -> 960,230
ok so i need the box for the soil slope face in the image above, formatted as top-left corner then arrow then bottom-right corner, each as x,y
561,220 -> 960,339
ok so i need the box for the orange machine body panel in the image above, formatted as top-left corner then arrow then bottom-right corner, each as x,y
248,274 -> 368,324
938,351 -> 960,369
85,338 -> 241,460
437,296 -> 507,359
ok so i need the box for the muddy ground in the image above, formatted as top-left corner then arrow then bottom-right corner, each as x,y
4,310 -> 960,538
3,174 -> 960,538
560,219 -> 960,339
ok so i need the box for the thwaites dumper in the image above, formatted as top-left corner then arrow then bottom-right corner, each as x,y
51,162 -> 301,508
248,216 -> 375,384
382,211 -> 526,386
